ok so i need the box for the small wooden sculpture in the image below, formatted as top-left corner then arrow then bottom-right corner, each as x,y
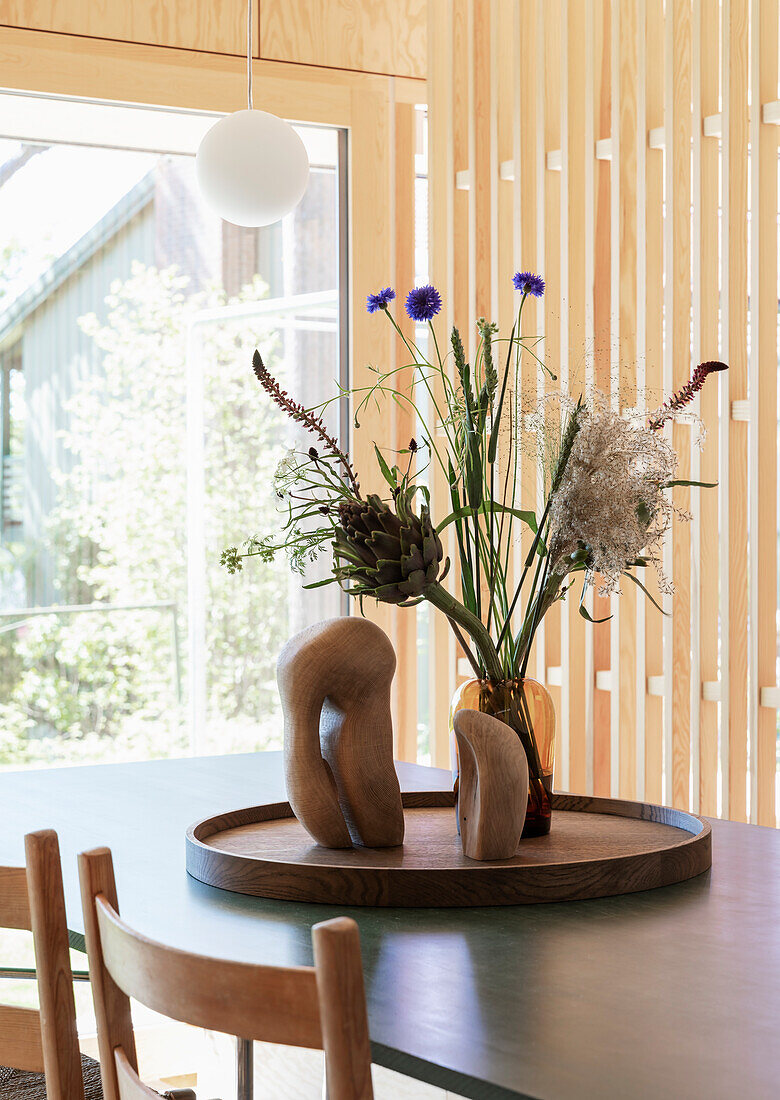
453,709 -> 529,860
277,617 -> 405,849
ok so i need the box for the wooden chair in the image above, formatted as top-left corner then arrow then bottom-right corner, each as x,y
78,846 -> 375,1100
0,829 -> 103,1099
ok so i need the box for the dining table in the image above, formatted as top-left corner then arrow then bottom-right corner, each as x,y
0,750 -> 777,1100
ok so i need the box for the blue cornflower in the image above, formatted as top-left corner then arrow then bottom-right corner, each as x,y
405,284 -> 443,322
513,271 -> 545,297
366,287 -> 396,313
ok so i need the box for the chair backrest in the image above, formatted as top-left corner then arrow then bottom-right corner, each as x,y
0,830 -> 85,1099
78,846 -> 374,1100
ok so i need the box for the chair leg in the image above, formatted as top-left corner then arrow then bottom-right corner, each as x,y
236,1037 -> 253,1100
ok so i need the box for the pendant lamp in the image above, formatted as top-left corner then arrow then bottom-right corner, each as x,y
196,1 -> 309,227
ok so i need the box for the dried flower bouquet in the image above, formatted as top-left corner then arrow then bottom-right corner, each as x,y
223,273 -> 725,807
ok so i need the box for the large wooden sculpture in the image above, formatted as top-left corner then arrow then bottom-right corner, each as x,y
453,709 -> 529,860
277,617 -> 404,849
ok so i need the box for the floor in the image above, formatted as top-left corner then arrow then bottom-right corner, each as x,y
84,1022 -> 465,1098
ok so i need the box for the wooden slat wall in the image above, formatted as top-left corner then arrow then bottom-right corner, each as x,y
427,0 -> 780,824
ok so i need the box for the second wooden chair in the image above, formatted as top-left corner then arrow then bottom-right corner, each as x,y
0,829 -> 102,1099
78,845 -> 375,1100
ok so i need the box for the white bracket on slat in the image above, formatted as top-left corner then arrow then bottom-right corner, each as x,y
648,126 -> 665,149
456,657 -> 472,679
546,665 -> 562,686
455,169 -> 471,191
595,669 -> 614,692
546,149 -> 562,171
762,100 -> 780,125
499,159 -> 514,181
702,681 -> 721,702
731,400 -> 750,421
646,675 -> 665,696
760,686 -> 780,708
595,138 -> 612,161
703,113 -> 722,138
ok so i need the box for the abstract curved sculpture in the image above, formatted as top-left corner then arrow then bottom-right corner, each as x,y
453,708 -> 529,860
277,617 -> 405,849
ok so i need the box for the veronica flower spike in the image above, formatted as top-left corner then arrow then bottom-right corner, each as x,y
512,271 -> 545,298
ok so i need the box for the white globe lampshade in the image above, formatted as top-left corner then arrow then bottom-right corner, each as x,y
196,109 -> 310,228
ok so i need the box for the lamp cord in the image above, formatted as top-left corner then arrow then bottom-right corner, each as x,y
246,0 -> 253,110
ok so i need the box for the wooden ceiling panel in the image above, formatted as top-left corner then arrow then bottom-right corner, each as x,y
259,0 -> 426,79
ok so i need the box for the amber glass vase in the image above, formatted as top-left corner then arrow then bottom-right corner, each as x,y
450,677 -> 556,838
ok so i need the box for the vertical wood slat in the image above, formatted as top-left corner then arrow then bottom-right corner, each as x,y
492,0 -> 517,636
635,0 -> 647,801
470,0 -> 492,327
698,0 -> 721,818
392,97 -> 418,763
723,0 -> 750,822
468,0 -> 492,626
665,0 -> 693,811
515,0 -> 536,675
493,0 -> 514,331
644,0 -> 664,806
690,0 -> 703,813
452,0 -> 471,691
453,0 -> 469,337
614,0 -> 639,801
427,0 -> 456,766
532,0 -> 548,689
562,0 -> 588,794
544,1 -> 563,786
608,0 -> 621,798
583,0 -> 596,796
530,0 -> 547,686
350,81 -> 395,653
750,0 -> 778,826
592,0 -> 613,798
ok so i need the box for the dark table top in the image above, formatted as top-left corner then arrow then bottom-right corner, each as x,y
0,751 -> 777,1099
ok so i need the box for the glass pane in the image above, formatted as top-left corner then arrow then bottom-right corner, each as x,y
0,120 -> 343,768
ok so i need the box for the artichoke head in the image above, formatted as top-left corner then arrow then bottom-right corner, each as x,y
333,493 -> 445,604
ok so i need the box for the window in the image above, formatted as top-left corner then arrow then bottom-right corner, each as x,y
0,96 -> 347,768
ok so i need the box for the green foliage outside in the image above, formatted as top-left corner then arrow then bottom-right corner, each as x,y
0,263 -> 297,766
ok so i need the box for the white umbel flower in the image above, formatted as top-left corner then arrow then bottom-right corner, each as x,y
547,395 -> 681,596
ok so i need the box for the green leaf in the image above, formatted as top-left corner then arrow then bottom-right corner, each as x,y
487,319 -> 516,464
624,570 -> 668,615
436,503 -> 538,535
302,577 -> 338,590
662,479 -> 718,489
492,504 -> 537,532
578,582 -> 612,623
465,449 -> 483,510
373,443 -> 396,488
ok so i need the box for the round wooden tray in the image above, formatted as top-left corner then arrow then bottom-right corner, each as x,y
186,791 -> 711,907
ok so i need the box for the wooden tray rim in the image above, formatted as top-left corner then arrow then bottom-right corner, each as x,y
185,791 -> 712,906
